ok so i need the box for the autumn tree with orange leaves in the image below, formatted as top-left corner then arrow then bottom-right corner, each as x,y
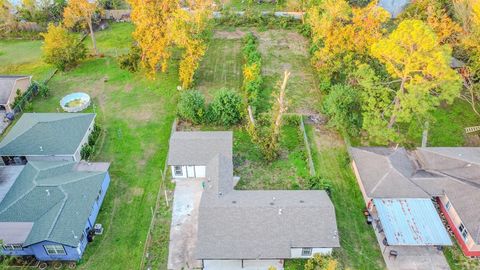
63,0 -> 100,55
306,0 -> 390,87
128,0 -> 211,89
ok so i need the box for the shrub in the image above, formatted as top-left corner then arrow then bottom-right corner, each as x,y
242,33 -> 263,108
81,144 -> 93,160
118,45 -> 141,72
35,81 -> 50,98
306,176 -> 333,195
41,23 -> 87,71
208,89 -> 243,126
322,84 -> 362,137
177,90 -> 206,124
88,124 -> 101,146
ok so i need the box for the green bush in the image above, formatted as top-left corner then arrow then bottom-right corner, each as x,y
177,90 -> 206,124
88,124 -> 101,146
118,45 -> 141,72
207,89 -> 244,126
242,33 -> 263,108
322,84 -> 362,137
35,81 -> 50,98
306,176 -> 333,195
81,144 -> 93,160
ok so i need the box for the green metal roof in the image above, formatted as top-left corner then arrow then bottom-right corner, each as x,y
0,113 -> 95,156
0,161 -> 108,247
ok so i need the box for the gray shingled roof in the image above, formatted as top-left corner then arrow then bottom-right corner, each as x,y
197,190 -> 339,259
167,131 -> 232,165
0,161 -> 109,247
349,147 -> 430,198
0,76 -> 29,105
0,165 -> 24,203
0,113 -> 95,156
350,146 -> 480,244
168,131 -> 340,260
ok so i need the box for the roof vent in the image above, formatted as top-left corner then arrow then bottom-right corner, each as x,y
45,189 -> 50,196
278,209 -> 283,215
39,146 -> 43,152
270,202 -> 274,206
299,200 -> 304,203
232,200 -> 236,204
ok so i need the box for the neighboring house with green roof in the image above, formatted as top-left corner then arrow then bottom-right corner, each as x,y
0,113 -> 96,166
0,160 -> 111,261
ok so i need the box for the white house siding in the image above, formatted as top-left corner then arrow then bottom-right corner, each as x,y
203,260 -> 283,270
290,248 -> 333,258
171,165 -> 206,179
75,118 -> 95,161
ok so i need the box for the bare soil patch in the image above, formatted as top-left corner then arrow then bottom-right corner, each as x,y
213,29 -> 247,39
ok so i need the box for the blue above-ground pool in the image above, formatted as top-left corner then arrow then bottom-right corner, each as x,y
60,92 -> 91,113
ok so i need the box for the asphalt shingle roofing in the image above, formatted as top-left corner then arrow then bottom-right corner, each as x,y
0,76 -> 29,105
349,146 -> 480,244
0,113 -> 95,156
168,131 -> 340,260
0,161 -> 109,247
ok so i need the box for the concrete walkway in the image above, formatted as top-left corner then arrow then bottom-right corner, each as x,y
372,216 -> 450,270
167,179 -> 204,270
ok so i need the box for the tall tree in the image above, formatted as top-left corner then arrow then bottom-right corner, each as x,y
128,0 -> 211,88
63,0 -> 99,55
41,23 -> 87,70
370,19 -> 462,129
306,0 -> 389,85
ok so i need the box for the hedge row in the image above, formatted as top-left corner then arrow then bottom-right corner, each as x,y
242,32 -> 263,110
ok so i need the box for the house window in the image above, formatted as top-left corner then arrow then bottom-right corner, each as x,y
445,201 -> 451,210
458,223 -> 469,241
2,244 -> 23,251
301,248 -> 313,256
44,245 -> 66,255
174,166 -> 183,176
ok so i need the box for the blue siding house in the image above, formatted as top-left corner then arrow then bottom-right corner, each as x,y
0,161 -> 110,261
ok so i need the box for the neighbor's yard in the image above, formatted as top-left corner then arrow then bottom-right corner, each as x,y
1,23 -> 176,270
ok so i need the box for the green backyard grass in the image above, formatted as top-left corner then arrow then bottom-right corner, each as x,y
305,124 -> 386,270
234,123 -> 309,190
197,28 -> 321,113
1,23 -> 176,270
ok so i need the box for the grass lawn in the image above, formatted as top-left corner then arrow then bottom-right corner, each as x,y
0,39 -> 55,81
305,124 -> 385,270
234,122 -> 309,190
196,28 -> 321,113
195,37 -> 244,98
1,23 -> 177,270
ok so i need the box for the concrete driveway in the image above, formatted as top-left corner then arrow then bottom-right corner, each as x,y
372,218 -> 450,270
167,179 -> 203,270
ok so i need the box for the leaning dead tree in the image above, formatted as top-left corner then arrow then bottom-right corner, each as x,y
247,70 -> 290,161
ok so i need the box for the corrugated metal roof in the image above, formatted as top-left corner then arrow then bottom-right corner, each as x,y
374,198 -> 452,246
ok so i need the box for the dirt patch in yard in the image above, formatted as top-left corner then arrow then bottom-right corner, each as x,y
314,124 -> 344,150
213,29 -> 246,39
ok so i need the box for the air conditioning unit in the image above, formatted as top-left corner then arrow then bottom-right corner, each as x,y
94,224 -> 104,235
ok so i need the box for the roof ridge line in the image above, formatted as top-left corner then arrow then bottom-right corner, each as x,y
40,171 -> 106,186
45,186 -> 69,239
420,148 -> 480,166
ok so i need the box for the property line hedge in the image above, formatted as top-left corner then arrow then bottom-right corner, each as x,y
242,32 -> 263,111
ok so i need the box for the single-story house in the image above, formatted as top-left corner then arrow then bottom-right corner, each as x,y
0,161 -> 110,261
350,147 -> 480,256
168,131 -> 340,270
0,75 -> 31,113
0,113 -> 96,165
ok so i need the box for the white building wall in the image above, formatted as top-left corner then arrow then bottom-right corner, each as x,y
171,165 -> 206,179
204,260 -> 283,270
75,118 -> 95,161
290,248 -> 333,258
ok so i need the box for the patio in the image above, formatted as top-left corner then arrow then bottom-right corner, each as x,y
167,179 -> 203,270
